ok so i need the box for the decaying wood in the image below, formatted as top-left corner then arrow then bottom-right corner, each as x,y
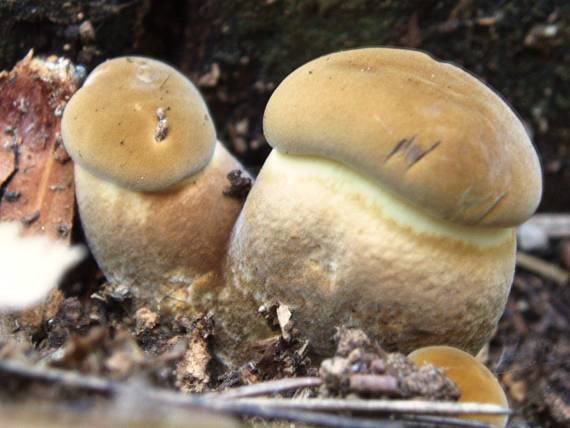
0,51 -> 81,241
211,376 -> 322,399
227,397 -> 510,417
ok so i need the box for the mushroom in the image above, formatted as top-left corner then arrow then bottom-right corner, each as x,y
409,346 -> 509,428
216,48 -> 542,365
62,57 -> 248,314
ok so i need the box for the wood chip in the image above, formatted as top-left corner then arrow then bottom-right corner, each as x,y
175,316 -> 214,393
0,51 -> 81,242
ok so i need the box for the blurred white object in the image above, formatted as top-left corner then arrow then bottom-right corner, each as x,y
517,222 -> 549,251
523,214 -> 570,238
0,222 -> 85,310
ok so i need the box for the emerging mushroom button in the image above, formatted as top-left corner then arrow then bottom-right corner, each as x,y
216,47 -> 542,366
62,57 -> 249,314
409,346 -> 509,428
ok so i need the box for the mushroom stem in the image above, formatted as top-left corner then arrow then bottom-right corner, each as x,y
216,151 -> 516,366
75,143 -> 247,315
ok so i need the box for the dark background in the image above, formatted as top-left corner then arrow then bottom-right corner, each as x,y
1,0 -> 568,212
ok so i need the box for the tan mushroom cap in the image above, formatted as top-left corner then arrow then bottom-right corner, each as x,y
263,47 -> 542,227
409,346 -> 509,428
62,56 -> 216,191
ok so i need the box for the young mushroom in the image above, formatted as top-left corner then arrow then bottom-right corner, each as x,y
62,57 -> 248,314
409,346 -> 509,428
216,48 -> 542,366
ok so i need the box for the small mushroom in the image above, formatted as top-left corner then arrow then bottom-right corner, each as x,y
408,346 -> 509,428
216,48 -> 542,365
62,57 -> 248,313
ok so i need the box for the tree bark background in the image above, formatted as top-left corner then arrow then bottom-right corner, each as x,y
1,0 -> 568,211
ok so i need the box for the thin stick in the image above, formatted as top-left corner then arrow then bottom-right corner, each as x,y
197,404 -> 408,428
208,376 -> 322,399
0,358 -> 116,395
0,360 -> 403,427
226,397 -> 510,416
349,374 -> 400,395
402,415 -> 495,428
0,359 -> 501,427
172,395 -> 489,428
516,251 -> 569,286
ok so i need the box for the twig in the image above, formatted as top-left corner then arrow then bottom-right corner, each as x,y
203,398 -> 494,427
147,389 -> 419,428
227,397 -> 511,416
523,214 -> 570,238
193,402 -> 408,428
516,251 -> 569,285
0,357 -> 116,395
349,374 -> 400,396
0,359 -> 503,428
169,394 -> 491,428
208,376 -> 322,399
401,415 -> 493,428
0,360 -> 401,427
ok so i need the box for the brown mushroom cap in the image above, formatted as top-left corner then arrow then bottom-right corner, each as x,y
62,56 -> 216,191
263,47 -> 542,227
409,346 -> 509,428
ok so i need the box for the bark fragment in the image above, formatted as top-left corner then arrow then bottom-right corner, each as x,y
0,51 -> 82,241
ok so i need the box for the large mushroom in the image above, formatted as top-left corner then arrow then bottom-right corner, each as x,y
217,48 -> 542,365
62,57 -> 248,314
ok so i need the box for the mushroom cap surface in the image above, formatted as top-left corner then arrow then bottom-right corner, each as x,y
62,56 -> 216,191
263,47 -> 542,227
409,345 -> 509,427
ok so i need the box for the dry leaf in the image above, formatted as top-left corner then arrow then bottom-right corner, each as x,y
0,222 -> 84,310
0,51 -> 82,241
